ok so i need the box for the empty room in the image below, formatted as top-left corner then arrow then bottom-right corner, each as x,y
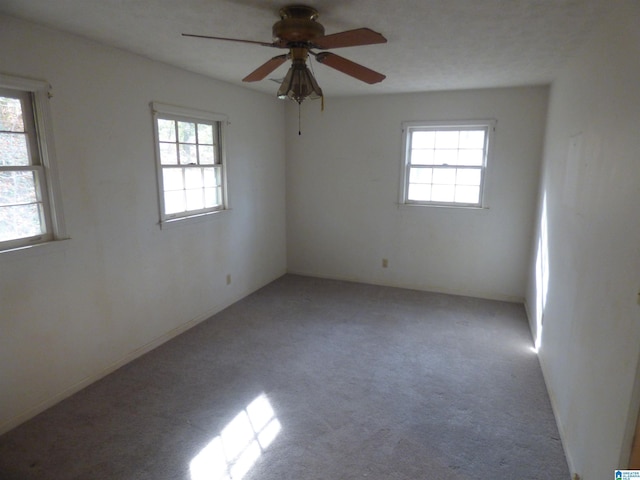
1,1 -> 639,479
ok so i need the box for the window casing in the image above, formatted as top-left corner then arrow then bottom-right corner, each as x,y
400,120 -> 494,207
152,103 -> 228,224
0,75 -> 65,251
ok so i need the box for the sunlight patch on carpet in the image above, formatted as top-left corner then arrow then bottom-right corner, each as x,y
190,393 -> 281,480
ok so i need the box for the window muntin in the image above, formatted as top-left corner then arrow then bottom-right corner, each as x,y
401,121 -> 493,207
152,103 -> 227,223
0,81 -> 62,250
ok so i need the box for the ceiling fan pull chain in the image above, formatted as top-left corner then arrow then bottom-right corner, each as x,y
298,102 -> 302,136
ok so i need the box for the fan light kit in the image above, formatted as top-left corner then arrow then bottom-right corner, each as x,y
183,4 -> 387,119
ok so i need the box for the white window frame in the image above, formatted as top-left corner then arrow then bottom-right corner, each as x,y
151,102 -> 229,226
0,74 -> 66,252
399,120 -> 495,208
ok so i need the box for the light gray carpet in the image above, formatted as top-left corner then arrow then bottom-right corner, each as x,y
0,275 -> 569,479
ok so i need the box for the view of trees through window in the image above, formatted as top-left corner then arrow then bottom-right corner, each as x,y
156,115 -> 224,218
0,93 -> 46,243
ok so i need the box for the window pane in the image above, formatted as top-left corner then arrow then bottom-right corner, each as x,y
0,133 -> 30,166
159,143 -> 178,165
409,167 -> 432,184
203,167 -> 221,188
458,149 -> 484,166
455,185 -> 480,204
459,130 -> 485,149
410,149 -> 434,165
0,170 -> 38,206
157,119 -> 176,142
432,168 -> 456,185
185,167 -> 203,189
185,188 -> 204,210
407,184 -> 431,201
198,123 -> 214,144
162,168 -> 183,191
431,184 -> 455,202
456,168 -> 481,186
433,149 -> 457,166
435,131 -> 459,149
164,190 -> 185,214
0,204 -> 43,241
204,187 -> 215,208
204,187 -> 222,208
199,145 -> 215,165
0,96 -> 25,132
178,121 -> 196,143
411,131 -> 435,149
179,144 -> 197,165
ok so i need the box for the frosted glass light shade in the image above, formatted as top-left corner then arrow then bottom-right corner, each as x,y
277,60 -> 323,104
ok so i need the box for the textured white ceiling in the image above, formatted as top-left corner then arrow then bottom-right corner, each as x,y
0,0 -> 613,98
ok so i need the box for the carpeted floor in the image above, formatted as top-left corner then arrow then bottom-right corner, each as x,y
0,275 -> 569,479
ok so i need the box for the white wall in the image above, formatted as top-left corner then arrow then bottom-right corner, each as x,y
286,87 -> 547,301
525,3 -> 640,478
0,15 -> 287,433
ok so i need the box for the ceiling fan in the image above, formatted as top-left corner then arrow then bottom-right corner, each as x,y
182,4 -> 387,104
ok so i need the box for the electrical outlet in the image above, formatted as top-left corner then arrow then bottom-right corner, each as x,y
382,258 -> 389,268
226,274 -> 231,285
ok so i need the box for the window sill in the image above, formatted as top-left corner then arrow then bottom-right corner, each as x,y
159,208 -> 231,230
0,237 -> 70,260
396,202 -> 489,211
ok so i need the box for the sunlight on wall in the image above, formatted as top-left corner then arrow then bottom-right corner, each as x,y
190,393 -> 281,480
533,193 -> 549,352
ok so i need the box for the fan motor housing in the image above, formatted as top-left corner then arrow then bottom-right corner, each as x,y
273,5 -> 325,43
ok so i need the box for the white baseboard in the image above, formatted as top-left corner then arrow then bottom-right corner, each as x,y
286,269 -> 524,304
537,352 -> 576,477
523,302 -> 576,479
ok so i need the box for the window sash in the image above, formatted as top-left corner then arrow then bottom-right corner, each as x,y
0,88 -> 40,167
405,165 -> 484,206
0,165 -> 52,248
156,118 -> 221,167
161,164 -> 224,219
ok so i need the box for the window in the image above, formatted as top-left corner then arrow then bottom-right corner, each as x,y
0,75 -> 65,251
400,120 -> 494,207
152,102 -> 228,224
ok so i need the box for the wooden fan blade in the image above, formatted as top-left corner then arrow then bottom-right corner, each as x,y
182,33 -> 278,48
312,28 -> 387,50
314,52 -> 385,84
242,55 -> 289,82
